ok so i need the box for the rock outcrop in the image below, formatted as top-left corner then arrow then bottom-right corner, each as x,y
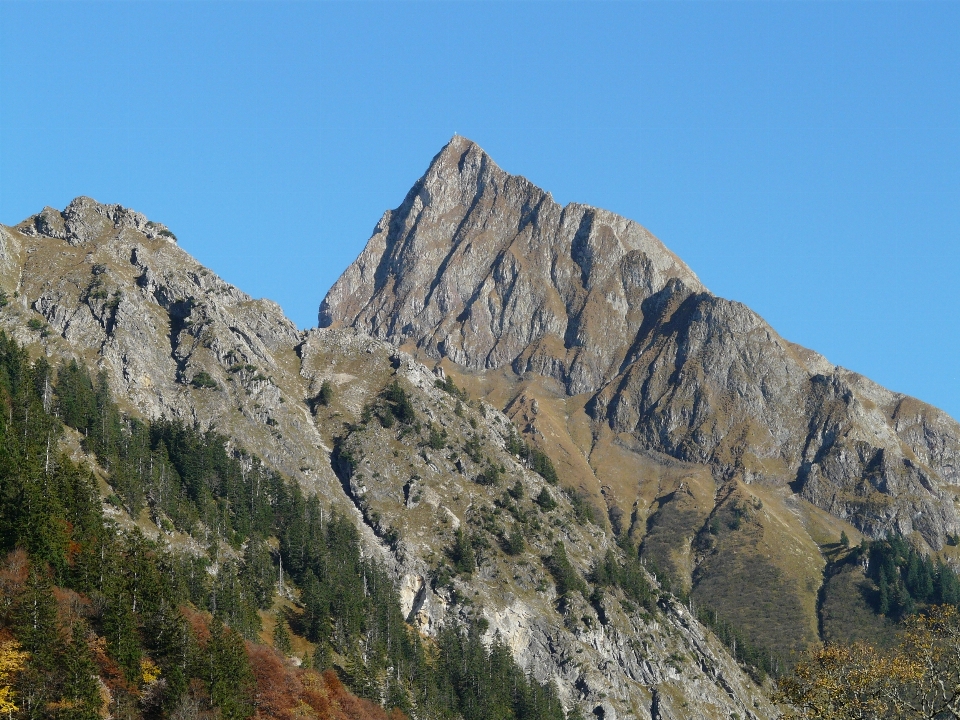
320,135 -> 704,396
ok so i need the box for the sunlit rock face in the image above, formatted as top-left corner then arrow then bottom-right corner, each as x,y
320,134 -> 704,396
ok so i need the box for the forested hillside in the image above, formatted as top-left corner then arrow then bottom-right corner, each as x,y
0,332 -> 569,720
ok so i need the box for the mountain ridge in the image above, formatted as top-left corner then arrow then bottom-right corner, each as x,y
322,134 -> 960,553
5,139 -> 960,720
0,194 -> 779,719
320,136 -> 960,700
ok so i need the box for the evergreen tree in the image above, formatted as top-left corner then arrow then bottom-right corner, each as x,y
546,542 -> 586,599
878,571 -> 891,615
451,528 -> 476,575
207,618 -> 254,720
60,623 -> 102,720
272,618 -> 292,655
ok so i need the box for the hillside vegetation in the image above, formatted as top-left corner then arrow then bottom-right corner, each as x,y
0,332 -> 569,720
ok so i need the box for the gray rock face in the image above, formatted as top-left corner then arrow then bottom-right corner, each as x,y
309,331 -> 776,719
322,136 -> 960,551
320,134 -> 704,396
17,196 -> 177,245
3,196 -> 333,499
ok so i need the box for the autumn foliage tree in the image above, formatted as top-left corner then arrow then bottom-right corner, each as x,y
0,638 -> 28,716
778,605 -> 960,719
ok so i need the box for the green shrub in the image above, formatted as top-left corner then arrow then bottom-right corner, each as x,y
464,435 -> 483,463
383,380 -> 415,423
427,423 -> 447,450
545,541 -> 587,597
563,487 -> 600,525
530,446 -> 559,484
379,407 -> 395,428
190,371 -> 218,389
591,543 -> 657,611
535,487 -> 557,511
503,526 -> 525,555
316,379 -> 334,406
450,528 -> 476,575
435,375 -> 468,400
476,462 -> 504,486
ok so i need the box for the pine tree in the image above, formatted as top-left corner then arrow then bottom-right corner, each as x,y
451,528 -> 476,575
877,572 -> 891,615
272,618 -> 291,655
13,567 -> 60,669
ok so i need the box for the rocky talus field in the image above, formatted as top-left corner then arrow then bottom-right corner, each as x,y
2,137 -> 959,719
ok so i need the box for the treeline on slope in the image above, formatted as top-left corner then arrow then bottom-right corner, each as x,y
859,535 -> 960,618
0,333 -> 573,720
704,530 -> 960,685
703,530 -> 960,685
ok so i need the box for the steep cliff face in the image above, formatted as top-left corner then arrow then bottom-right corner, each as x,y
590,280 -> 960,549
0,197 -> 779,720
321,136 -> 960,554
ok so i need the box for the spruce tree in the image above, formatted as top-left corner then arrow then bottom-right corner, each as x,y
60,623 -> 102,720
272,618 -> 292,655
207,618 -> 254,720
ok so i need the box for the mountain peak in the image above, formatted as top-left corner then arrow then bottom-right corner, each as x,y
15,196 -> 177,245
321,140 -> 960,556
320,139 -> 702,394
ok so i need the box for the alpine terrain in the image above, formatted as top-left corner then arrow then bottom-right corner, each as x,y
0,136 -> 958,720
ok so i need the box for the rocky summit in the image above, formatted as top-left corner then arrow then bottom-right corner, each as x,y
322,135 -> 960,551
320,135 -> 705,397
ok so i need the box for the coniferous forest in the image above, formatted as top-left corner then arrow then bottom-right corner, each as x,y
0,333 -> 569,720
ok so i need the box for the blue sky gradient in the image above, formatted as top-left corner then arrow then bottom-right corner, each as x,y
1,1 -> 958,419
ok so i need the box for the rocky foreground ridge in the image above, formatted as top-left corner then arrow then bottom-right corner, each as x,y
0,197 -> 778,718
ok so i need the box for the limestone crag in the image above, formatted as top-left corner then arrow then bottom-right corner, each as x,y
3,197 -> 340,501
322,136 -> 960,552
591,280 -> 960,548
303,329 -> 776,719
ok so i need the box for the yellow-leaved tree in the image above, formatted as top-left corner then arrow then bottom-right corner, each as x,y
0,638 -> 29,716
777,605 -> 960,720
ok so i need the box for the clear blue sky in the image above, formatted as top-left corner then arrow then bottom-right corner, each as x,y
1,2 -> 958,420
